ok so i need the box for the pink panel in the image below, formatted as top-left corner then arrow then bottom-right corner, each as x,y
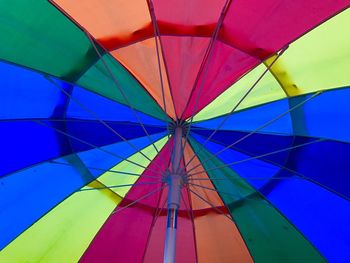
80,141 -> 172,263
221,0 -> 350,59
182,41 -> 259,119
153,0 -> 226,28
161,36 -> 210,117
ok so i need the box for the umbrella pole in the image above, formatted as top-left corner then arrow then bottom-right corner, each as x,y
164,127 -> 183,263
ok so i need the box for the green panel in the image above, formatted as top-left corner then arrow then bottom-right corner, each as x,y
189,138 -> 325,263
0,1 -> 169,121
0,136 -> 168,263
77,54 -> 169,121
0,0 -> 97,81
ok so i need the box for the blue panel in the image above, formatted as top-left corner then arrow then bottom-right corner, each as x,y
194,87 -> 350,142
264,170 -> 350,262
279,137 -> 350,199
66,85 -> 167,127
0,132 -> 166,249
293,87 -> 350,142
192,130 -> 294,165
0,120 -> 165,177
193,98 -> 293,134
0,61 -> 69,119
192,136 -> 350,262
66,120 -> 166,152
191,134 -> 281,189
0,121 -> 71,177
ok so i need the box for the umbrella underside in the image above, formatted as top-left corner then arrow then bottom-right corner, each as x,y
1,1 -> 350,262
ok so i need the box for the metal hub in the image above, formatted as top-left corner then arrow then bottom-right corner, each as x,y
167,119 -> 189,136
162,169 -> 189,191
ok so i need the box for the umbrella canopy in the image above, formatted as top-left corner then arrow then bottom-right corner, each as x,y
1,1 -> 350,262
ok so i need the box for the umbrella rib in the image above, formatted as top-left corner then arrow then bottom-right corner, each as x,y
152,188 -> 167,226
183,185 -> 200,263
184,47 -> 288,169
141,185 -> 167,263
180,0 -> 231,168
188,188 -> 235,223
189,182 -> 259,202
188,141 -> 350,202
85,32 -> 169,168
148,0 -> 170,124
111,185 -> 166,215
49,160 -> 160,179
180,189 -> 192,219
44,75 -> 165,171
0,118 -> 164,128
190,177 -> 305,181
186,91 -> 323,174
229,145 -> 350,202
188,138 -> 325,176
32,120 -> 164,176
79,182 -> 161,192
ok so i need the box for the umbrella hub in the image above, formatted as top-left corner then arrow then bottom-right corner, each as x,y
167,119 -> 189,136
162,169 -> 188,208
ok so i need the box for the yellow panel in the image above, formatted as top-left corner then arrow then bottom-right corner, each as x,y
193,64 -> 285,122
97,136 -> 167,197
0,181 -> 121,263
269,8 -> 350,96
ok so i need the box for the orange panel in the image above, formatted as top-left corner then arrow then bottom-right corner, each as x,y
112,38 -> 176,119
52,0 -> 151,44
184,144 -> 253,263
184,143 -> 224,209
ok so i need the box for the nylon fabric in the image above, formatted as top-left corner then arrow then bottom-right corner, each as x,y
0,133 -> 166,250
52,0 -> 152,51
195,6 -> 350,121
0,0 -> 99,81
112,38 -> 176,119
67,84 -> 167,126
192,63 -> 285,122
193,135 -> 350,262
184,144 -> 253,263
189,137 -> 326,263
160,36 -> 211,118
0,181 -> 122,263
193,97 -> 293,135
76,54 -> 170,121
80,140 -> 171,262
0,62 -> 69,119
194,88 -> 350,143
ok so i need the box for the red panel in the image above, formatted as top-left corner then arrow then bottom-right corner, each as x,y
221,0 -> 350,59
161,36 -> 211,117
80,141 -> 172,263
153,0 -> 226,26
182,41 -> 259,119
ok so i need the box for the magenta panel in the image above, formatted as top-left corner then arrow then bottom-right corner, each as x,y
80,141 -> 172,263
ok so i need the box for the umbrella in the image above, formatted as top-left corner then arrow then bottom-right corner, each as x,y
1,0 -> 350,262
